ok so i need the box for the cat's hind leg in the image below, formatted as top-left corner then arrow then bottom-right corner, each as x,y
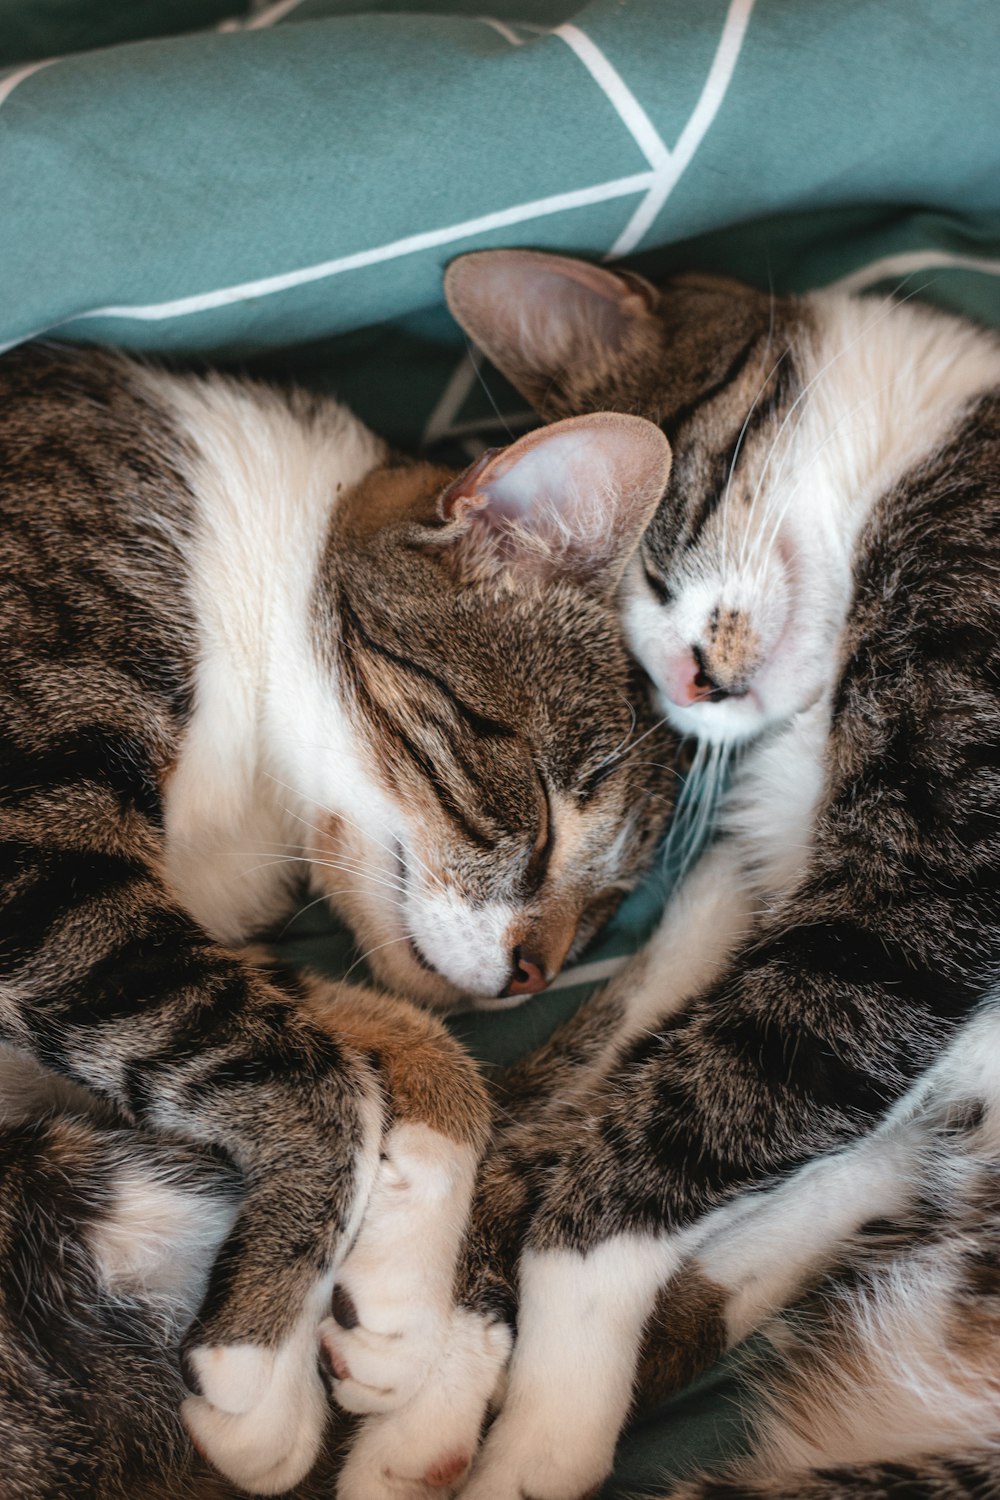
0,1062 -> 241,1500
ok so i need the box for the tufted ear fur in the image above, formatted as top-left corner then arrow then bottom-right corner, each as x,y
434,411 -> 670,592
445,250 -> 661,416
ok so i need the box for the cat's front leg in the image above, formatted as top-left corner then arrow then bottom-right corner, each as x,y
332,841 -> 758,1500
457,933 -> 971,1497
174,1020 -> 387,1497
306,983 -> 490,1420
0,834 -> 394,1495
331,1081 -> 619,1500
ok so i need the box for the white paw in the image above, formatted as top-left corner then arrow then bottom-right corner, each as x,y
320,1305 -> 432,1414
182,1327 -> 328,1493
335,1309 -> 511,1500
323,1123 -> 478,1418
460,1412 -> 611,1500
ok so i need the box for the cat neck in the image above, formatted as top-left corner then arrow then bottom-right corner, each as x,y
803,293 -> 1000,529
779,294 -> 1000,700
150,370 -> 387,942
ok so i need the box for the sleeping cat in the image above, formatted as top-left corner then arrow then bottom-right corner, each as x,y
324,252 -> 1000,1500
0,340 -> 677,1498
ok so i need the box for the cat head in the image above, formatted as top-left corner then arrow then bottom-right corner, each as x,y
446,250 -> 837,747
314,413 -> 677,1010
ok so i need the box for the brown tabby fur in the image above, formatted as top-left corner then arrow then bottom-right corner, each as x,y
439,251 -> 1000,1500
0,339 -> 676,1497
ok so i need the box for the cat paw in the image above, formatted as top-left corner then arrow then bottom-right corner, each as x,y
459,1395 -> 613,1500
182,1333 -> 328,1493
335,1308 -> 511,1500
320,1301 -> 433,1415
322,1122 -> 478,1417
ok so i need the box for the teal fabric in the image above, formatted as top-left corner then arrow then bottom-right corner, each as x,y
5,1 -> 1000,1490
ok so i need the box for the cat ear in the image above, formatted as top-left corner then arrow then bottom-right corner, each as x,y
445,250 -> 659,413
437,412 -> 670,591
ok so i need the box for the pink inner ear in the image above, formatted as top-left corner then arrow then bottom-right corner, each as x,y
445,249 -> 654,376
532,255 -> 657,317
478,430 -> 591,530
434,413 -> 670,587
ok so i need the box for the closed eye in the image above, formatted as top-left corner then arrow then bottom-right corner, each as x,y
523,771 -> 553,891
643,561 -> 673,605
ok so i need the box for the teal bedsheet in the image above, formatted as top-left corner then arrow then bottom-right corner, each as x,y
4,1 -> 1000,1490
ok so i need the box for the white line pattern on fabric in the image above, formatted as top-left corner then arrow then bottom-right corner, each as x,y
478,17 -> 526,47
422,351 -> 483,446
608,0 -> 756,258
245,0 -> 310,28
553,25 -> 670,173
0,56 -> 59,108
825,250 -> 1000,294
27,174 -> 653,339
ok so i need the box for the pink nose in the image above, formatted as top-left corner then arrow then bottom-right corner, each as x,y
504,948 -> 548,997
664,647 -> 740,706
663,649 -> 712,706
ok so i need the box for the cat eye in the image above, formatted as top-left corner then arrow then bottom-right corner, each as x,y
642,559 -> 673,604
524,771 -> 553,890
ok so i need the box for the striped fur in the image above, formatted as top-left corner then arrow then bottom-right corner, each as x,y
0,342 -> 676,1497
359,254 -> 1000,1500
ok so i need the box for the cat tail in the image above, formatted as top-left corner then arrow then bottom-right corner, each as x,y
664,1453 -> 1000,1500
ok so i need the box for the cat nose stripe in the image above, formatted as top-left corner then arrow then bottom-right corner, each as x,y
504,947 -> 548,997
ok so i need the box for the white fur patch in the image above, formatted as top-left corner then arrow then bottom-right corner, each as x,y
461,1236 -> 683,1500
336,1309 -> 511,1500
182,1288 -> 333,1495
149,369 -> 386,944
89,1167 -> 237,1317
322,1122 -> 479,1414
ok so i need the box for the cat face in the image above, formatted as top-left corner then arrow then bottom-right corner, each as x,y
317,414 -> 678,1009
445,252 -> 839,748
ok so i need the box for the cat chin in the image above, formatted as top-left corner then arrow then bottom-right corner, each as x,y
661,692 -> 768,747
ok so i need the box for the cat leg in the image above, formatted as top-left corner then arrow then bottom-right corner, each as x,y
0,828 -> 395,1494
663,1453 -> 1000,1500
177,1022 -> 386,1499
312,981 -> 490,1415
292,981 -> 494,1500
463,998 -> 1000,1500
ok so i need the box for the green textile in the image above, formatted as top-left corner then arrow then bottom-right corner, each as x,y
5,1 -> 1000,1490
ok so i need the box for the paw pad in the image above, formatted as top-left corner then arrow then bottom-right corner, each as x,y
424,1450 -> 471,1487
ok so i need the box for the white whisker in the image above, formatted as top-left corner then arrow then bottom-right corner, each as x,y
343,934 -> 415,984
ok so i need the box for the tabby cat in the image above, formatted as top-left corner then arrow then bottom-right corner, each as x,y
0,340 -> 676,1498
324,252 -> 1000,1500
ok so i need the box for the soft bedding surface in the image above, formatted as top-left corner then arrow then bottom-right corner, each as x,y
4,1 -> 1000,1491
